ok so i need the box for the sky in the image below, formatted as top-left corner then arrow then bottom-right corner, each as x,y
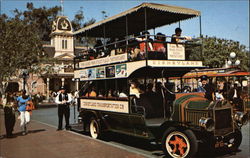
1,0 -> 249,49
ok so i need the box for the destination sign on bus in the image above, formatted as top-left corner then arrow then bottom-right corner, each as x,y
80,99 -> 129,113
79,53 -> 128,68
167,43 -> 185,60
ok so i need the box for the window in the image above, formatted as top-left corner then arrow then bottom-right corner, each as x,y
62,40 -> 64,49
62,39 -> 68,49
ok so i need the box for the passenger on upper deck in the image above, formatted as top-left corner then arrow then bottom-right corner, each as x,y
171,28 -> 192,43
136,31 -> 153,59
151,32 -> 166,59
94,40 -> 104,58
153,32 -> 166,52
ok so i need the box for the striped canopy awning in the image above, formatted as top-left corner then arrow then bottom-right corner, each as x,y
74,3 -> 200,37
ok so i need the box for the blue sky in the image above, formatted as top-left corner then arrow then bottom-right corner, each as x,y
1,0 -> 249,49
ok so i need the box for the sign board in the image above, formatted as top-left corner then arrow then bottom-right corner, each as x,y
148,60 -> 203,67
80,99 -> 129,113
76,63 -> 128,81
167,43 -> 185,60
79,53 -> 128,68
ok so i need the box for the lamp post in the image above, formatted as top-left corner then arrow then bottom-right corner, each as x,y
21,69 -> 29,91
71,78 -> 79,123
227,52 -> 241,68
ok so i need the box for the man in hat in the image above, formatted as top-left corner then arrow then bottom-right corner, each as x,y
55,86 -> 72,130
197,75 -> 215,101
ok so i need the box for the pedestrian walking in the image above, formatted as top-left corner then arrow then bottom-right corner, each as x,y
16,90 -> 31,135
3,92 -> 16,138
55,86 -> 72,130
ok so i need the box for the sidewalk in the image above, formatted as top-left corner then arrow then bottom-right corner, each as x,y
0,110 -> 145,158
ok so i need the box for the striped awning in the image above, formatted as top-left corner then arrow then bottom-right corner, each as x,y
74,3 -> 200,37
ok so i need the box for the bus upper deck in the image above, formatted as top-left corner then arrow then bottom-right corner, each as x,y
74,3 -> 203,73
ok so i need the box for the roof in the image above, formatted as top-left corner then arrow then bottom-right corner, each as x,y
74,3 -> 200,37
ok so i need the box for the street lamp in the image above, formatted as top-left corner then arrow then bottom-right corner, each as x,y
227,52 -> 240,68
71,78 -> 79,123
21,69 -> 29,91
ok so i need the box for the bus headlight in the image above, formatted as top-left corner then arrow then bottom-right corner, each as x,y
234,112 -> 248,125
199,117 -> 215,131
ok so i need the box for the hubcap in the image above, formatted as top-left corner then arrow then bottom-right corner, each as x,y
165,131 -> 190,158
90,120 -> 98,139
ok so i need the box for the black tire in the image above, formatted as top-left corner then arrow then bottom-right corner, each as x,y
161,127 -> 198,158
89,117 -> 101,139
228,129 -> 242,152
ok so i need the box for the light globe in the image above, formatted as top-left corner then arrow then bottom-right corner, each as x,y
235,60 -> 241,65
230,52 -> 236,58
227,60 -> 232,66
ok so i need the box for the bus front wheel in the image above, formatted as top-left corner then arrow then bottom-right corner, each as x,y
89,117 -> 101,139
161,127 -> 198,158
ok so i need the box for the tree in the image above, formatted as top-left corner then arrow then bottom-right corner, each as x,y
71,7 -> 96,44
0,3 -> 96,95
22,2 -> 61,41
0,14 -> 47,95
189,36 -> 249,71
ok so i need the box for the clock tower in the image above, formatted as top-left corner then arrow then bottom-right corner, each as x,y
50,16 -> 74,57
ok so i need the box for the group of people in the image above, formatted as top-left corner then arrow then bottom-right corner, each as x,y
129,80 -> 175,118
2,90 -> 32,138
1,86 -> 79,138
196,75 -> 245,110
83,86 -> 128,99
84,27 -> 190,61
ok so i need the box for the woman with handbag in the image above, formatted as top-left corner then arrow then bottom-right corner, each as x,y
16,90 -> 31,135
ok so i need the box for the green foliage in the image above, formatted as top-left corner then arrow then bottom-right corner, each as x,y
71,7 -> 96,44
189,36 -> 249,71
0,14 -> 46,94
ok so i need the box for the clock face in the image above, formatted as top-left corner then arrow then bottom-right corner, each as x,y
57,18 -> 71,31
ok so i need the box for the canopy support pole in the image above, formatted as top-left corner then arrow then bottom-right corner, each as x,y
199,15 -> 203,60
103,25 -> 106,52
126,15 -> 129,59
144,7 -> 148,65
178,21 -> 181,28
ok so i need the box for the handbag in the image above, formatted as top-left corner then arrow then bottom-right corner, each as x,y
26,101 -> 35,111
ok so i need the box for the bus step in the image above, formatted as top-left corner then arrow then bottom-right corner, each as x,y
70,123 -> 84,132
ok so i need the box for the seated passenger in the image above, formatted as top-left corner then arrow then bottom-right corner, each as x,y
85,87 -> 97,97
119,87 -> 128,98
136,31 -> 153,59
97,89 -> 105,97
94,40 -> 104,58
171,28 -> 192,44
129,80 -> 141,98
153,32 -> 166,53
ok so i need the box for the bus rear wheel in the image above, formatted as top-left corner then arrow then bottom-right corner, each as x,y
162,127 -> 198,158
89,117 -> 101,139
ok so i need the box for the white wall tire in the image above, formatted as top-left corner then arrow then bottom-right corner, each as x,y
162,127 -> 198,158
89,118 -> 101,139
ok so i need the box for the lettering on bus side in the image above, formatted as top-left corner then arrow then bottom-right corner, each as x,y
80,99 -> 129,113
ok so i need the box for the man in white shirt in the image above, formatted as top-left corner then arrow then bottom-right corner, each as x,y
55,87 -> 72,130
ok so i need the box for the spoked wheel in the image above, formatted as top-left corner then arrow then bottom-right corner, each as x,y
89,118 -> 101,139
162,127 -> 198,158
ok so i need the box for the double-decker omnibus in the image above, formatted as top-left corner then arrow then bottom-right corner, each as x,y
72,3 -> 248,158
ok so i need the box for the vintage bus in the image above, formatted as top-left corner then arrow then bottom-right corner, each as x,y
72,3 -> 248,158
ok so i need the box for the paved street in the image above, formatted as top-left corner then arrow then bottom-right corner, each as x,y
1,106 -> 249,158
31,107 -> 250,158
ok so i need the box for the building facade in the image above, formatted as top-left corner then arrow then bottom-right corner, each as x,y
6,16 -> 84,100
